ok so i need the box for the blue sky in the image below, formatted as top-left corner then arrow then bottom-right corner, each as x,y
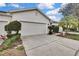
0,3 -> 65,21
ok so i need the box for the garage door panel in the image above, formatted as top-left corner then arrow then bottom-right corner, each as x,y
21,22 -> 47,36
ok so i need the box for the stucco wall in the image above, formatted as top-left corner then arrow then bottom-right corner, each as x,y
11,10 -> 49,24
0,21 -> 7,35
0,15 -> 11,22
0,15 -> 12,35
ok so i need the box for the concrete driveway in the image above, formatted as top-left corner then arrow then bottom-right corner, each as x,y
22,34 -> 79,56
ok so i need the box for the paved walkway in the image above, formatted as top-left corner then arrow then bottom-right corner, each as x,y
22,34 -> 79,56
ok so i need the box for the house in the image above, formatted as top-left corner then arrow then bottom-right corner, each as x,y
0,9 -> 50,36
52,21 -> 58,26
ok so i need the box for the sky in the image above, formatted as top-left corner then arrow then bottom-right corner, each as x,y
0,3 -> 66,21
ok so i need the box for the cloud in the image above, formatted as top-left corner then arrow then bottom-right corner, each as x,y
46,3 -> 68,16
9,3 -> 24,8
46,8 -> 60,15
0,3 -> 6,7
37,3 -> 55,9
48,15 -> 62,21
46,7 -> 63,21
9,3 -> 21,8
0,3 -> 23,8
11,4 -> 20,8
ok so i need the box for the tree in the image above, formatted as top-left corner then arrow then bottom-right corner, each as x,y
59,3 -> 79,16
59,3 -> 79,30
9,21 -> 21,34
59,16 -> 78,32
48,25 -> 53,35
5,21 -> 21,36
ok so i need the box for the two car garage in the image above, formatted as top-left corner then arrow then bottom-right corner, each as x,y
0,9 -> 50,36
21,22 -> 48,36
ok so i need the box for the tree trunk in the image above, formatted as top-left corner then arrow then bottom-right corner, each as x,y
77,19 -> 79,31
16,31 -> 19,34
66,23 -> 69,34
7,31 -> 11,35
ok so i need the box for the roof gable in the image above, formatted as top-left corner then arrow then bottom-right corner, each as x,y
9,8 -> 51,22
0,8 -> 51,23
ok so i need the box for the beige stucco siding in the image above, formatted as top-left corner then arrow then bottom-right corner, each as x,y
0,15 -> 12,35
12,10 -> 49,24
0,15 -> 11,22
0,21 -> 7,35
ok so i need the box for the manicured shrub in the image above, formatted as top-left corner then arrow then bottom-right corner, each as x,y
48,25 -> 53,35
9,21 -> 21,34
5,21 -> 21,38
5,24 -> 12,35
53,26 -> 59,33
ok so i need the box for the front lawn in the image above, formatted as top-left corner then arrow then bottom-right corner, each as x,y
64,34 -> 79,41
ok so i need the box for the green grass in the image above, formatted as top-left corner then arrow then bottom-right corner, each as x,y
16,46 -> 24,51
64,34 -> 79,41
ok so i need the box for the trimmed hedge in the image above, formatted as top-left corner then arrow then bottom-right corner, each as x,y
53,26 -> 59,33
5,21 -> 21,36
48,25 -> 53,35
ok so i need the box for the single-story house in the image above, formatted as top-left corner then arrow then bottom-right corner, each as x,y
0,9 -> 50,36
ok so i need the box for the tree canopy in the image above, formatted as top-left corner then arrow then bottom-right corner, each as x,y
5,21 -> 21,35
59,3 -> 79,31
59,16 -> 78,31
59,3 -> 79,19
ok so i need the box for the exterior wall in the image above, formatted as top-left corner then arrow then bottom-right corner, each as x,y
0,15 -> 11,22
0,21 -> 7,35
0,15 -> 12,35
11,10 -> 49,24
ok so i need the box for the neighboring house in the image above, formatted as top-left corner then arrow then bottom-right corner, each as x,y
52,21 -> 58,26
0,9 -> 50,36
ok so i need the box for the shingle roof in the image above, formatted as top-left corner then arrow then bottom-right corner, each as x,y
8,8 -> 36,13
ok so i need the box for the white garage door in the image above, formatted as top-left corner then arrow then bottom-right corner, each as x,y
21,22 -> 48,36
0,21 -> 7,35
